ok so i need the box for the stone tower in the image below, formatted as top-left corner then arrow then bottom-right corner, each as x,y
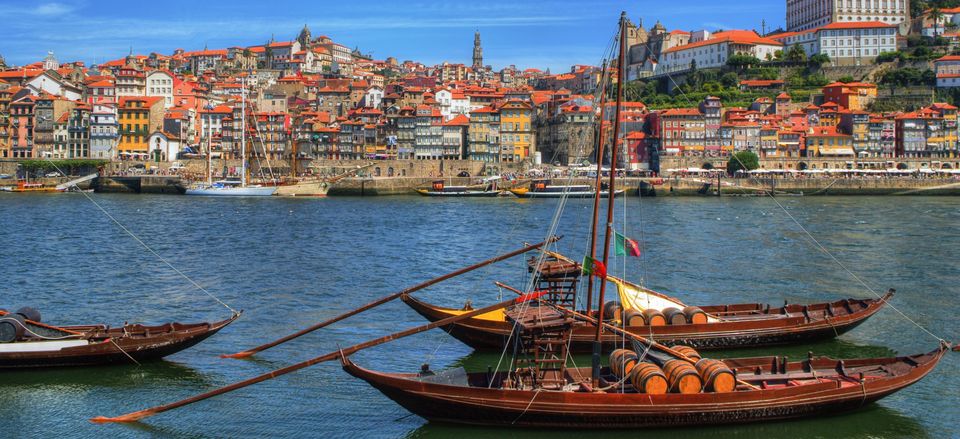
298,24 -> 312,49
472,31 -> 483,70
0,53 -> 6,70
43,51 -> 59,70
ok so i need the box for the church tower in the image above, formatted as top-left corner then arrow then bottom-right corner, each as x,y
472,31 -> 483,70
298,24 -> 312,49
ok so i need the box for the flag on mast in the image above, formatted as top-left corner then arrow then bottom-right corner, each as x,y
615,232 -> 641,257
581,256 -> 607,279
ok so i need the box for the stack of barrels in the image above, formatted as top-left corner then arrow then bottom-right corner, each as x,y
0,307 -> 41,343
607,345 -> 737,394
605,302 -> 708,327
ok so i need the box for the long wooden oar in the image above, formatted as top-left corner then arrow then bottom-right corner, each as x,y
222,237 -> 559,359
91,290 -> 548,424
494,282 -> 761,389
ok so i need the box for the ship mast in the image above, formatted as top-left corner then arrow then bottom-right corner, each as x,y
584,59 -> 609,317
591,11 -> 628,387
241,76 -> 247,188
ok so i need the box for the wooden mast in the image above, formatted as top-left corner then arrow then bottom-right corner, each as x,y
591,11 -> 628,386
584,59 -> 610,317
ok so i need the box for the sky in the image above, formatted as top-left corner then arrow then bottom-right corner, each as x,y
0,0 -> 786,72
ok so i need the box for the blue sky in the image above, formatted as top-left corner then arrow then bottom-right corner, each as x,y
1,0 -> 785,71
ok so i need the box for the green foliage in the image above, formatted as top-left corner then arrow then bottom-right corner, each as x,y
720,72 -> 739,88
727,54 -> 762,69
19,159 -> 108,175
837,76 -> 856,83
808,53 -> 831,67
785,45 -> 807,63
805,73 -> 830,87
773,50 -> 784,61
727,151 -> 760,175
876,51 -> 902,63
879,68 -> 936,87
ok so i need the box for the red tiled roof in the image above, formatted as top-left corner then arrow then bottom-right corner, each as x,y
443,114 -> 470,126
663,30 -> 782,54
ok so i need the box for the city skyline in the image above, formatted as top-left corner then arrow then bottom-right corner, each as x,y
2,0 -> 785,71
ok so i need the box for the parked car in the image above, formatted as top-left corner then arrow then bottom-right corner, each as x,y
45,172 -> 63,177
0,174 -> 12,179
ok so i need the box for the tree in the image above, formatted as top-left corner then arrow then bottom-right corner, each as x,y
838,75 -> 855,83
785,45 -> 807,63
931,7 -> 944,38
773,50 -> 784,61
809,53 -> 831,68
727,151 -> 760,176
720,72 -> 739,88
727,54 -> 761,69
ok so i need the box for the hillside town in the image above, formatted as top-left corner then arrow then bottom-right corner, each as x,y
3,1 -> 960,177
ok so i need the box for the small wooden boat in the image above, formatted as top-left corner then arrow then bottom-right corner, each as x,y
4,180 -> 61,193
416,179 -> 502,197
510,179 -> 623,198
0,309 -> 239,369
342,342 -> 948,428
402,255 -> 892,352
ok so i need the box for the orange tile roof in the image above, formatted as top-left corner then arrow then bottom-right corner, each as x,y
663,30 -> 782,54
443,114 -> 470,126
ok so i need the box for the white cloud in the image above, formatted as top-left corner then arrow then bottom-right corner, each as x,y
34,2 -> 76,16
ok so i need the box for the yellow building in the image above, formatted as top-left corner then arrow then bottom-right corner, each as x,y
118,96 -> 164,157
930,103 -> 958,158
498,99 -> 534,162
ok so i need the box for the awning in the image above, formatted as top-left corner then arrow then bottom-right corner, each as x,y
819,147 -> 855,156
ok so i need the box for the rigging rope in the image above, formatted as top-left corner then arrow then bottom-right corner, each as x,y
656,58 -> 948,345
45,160 -> 238,315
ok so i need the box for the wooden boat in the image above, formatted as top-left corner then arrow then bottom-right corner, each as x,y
342,337 -> 948,428
0,309 -> 238,369
273,163 -> 376,197
416,179 -> 502,197
510,179 -> 623,198
4,180 -> 61,193
401,255 -> 893,351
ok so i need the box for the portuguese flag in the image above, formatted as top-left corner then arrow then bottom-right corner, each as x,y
581,256 -> 607,279
615,232 -> 641,257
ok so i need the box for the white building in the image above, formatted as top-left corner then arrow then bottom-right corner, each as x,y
147,131 -> 182,162
935,55 -> 960,88
89,104 -> 118,160
786,0 -> 910,34
450,91 -> 472,118
659,30 -> 783,75
25,71 -> 83,101
773,21 -> 898,66
145,70 -> 175,108
364,86 -> 384,109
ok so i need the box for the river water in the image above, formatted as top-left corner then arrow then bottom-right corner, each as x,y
0,193 -> 957,438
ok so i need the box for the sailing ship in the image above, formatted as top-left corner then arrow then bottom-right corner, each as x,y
186,77 -> 277,197
510,179 -> 623,198
91,12 -> 952,430
0,307 -> 237,368
416,177 -> 503,197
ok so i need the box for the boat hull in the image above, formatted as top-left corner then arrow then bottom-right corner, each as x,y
416,189 -> 502,197
343,347 -> 946,428
273,180 -> 330,197
511,190 -> 625,199
0,315 -> 238,369
185,186 -> 277,196
401,294 -> 891,352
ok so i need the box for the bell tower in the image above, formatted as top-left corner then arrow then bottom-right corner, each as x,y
472,31 -> 483,70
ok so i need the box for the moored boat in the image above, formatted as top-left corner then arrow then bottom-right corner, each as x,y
510,179 -> 623,198
0,308 -> 238,368
185,180 -> 277,196
416,178 -> 502,197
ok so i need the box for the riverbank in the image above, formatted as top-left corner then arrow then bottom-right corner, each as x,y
4,175 -> 960,196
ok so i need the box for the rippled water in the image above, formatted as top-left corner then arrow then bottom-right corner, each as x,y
0,193 -> 957,438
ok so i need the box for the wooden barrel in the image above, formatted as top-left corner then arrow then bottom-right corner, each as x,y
671,345 -> 701,361
0,314 -> 26,343
622,309 -> 645,327
609,349 -> 639,378
641,309 -> 666,326
662,359 -> 702,394
696,359 -> 736,393
683,306 -> 707,324
662,307 -> 688,325
602,301 -> 623,322
629,362 -> 668,394
15,307 -> 41,323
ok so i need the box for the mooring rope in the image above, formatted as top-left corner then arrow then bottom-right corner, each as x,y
44,160 -> 238,315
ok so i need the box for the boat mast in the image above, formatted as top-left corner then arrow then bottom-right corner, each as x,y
206,111 -> 212,185
585,59 -> 610,317
241,76 -> 247,188
591,11 -> 628,386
